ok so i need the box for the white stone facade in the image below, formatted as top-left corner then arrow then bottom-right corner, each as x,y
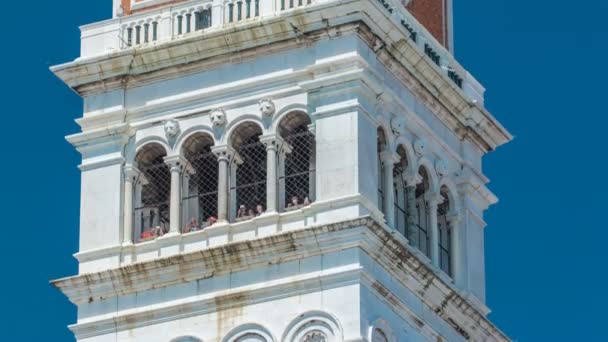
52,0 -> 512,341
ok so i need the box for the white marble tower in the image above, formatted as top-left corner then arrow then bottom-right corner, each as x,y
52,0 -> 512,341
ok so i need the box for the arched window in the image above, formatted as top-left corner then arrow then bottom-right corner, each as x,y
413,167 -> 431,257
438,185 -> 452,276
377,128 -> 387,214
134,143 -> 170,242
278,112 -> 315,211
393,146 -> 409,237
235,334 -> 267,342
230,122 -> 266,221
181,133 -> 218,233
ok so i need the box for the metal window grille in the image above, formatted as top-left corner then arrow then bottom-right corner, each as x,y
438,195 -> 452,275
282,126 -> 315,211
134,157 -> 171,243
245,0 -> 251,18
229,3 -> 234,22
177,15 -> 183,34
255,0 -> 259,16
182,149 -> 218,233
201,9 -> 211,29
237,1 -> 242,21
233,136 -> 266,221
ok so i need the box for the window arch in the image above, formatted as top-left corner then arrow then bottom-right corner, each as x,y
413,167 -> 431,257
438,185 -> 453,276
377,127 -> 388,215
181,132 -> 218,232
393,146 -> 409,237
372,329 -> 388,342
170,336 -> 202,342
222,323 -> 275,342
230,122 -> 266,221
278,112 -> 315,211
133,143 -> 170,242
282,311 -> 342,342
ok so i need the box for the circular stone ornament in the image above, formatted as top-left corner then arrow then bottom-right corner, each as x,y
413,139 -> 426,156
435,159 -> 449,177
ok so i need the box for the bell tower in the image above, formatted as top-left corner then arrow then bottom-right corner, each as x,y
53,0 -> 511,341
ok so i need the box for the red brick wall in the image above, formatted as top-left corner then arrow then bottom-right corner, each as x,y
406,0 -> 449,49
121,0 -> 188,15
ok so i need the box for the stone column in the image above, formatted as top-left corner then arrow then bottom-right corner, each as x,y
380,151 -> 399,228
164,156 -> 186,235
426,192 -> 443,268
448,212 -> 463,283
212,146 -> 238,223
122,165 -> 141,245
404,172 -> 422,248
260,134 -> 286,214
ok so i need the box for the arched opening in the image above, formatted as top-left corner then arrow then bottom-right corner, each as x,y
438,185 -> 453,276
377,127 -> 388,214
372,329 -> 388,342
181,133 -> 218,233
393,146 -> 409,237
230,122 -> 266,221
413,167 -> 431,257
278,112 -> 315,211
134,143 -> 170,242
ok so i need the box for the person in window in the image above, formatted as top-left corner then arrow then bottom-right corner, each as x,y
287,195 -> 300,209
247,208 -> 255,217
185,218 -> 200,233
237,205 -> 247,218
255,204 -> 265,216
303,196 -> 311,206
206,216 -> 217,226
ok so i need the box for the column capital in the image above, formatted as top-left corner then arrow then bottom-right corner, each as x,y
447,211 -> 463,224
123,164 -> 142,182
260,133 -> 287,152
403,171 -> 423,187
164,155 -> 187,172
424,192 -> 444,207
211,145 -> 242,164
380,150 -> 400,164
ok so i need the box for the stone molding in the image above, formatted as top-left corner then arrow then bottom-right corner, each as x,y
54,216 -> 509,342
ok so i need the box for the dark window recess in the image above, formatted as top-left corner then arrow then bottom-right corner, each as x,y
448,70 -> 463,88
135,25 -> 141,44
127,27 -> 133,46
400,20 -> 418,42
177,15 -> 183,34
246,0 -> 251,18
424,44 -> 441,65
152,22 -> 158,41
229,4 -> 234,23
144,23 -> 149,43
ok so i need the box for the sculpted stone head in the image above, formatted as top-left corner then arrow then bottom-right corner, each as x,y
259,99 -> 276,117
164,119 -> 180,138
210,109 -> 227,127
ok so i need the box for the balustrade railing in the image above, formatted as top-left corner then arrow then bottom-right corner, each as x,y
79,0 -> 484,104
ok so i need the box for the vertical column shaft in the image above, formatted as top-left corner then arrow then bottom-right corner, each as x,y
164,156 -> 185,235
382,157 -> 395,227
123,174 -> 134,245
428,195 -> 441,267
266,144 -> 278,213
406,184 -> 419,247
217,156 -> 230,222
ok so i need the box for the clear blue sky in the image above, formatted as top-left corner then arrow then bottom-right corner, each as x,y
0,1 -> 604,340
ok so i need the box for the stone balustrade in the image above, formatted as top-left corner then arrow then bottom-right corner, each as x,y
79,0 -> 485,105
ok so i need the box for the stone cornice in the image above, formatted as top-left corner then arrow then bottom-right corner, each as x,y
52,0 -> 511,153
53,216 -> 509,341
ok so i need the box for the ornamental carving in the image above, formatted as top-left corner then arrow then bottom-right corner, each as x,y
259,99 -> 276,117
302,331 -> 327,342
164,119 -> 180,138
210,108 -> 227,127
435,159 -> 448,177
413,138 -> 426,156
390,115 -> 406,136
